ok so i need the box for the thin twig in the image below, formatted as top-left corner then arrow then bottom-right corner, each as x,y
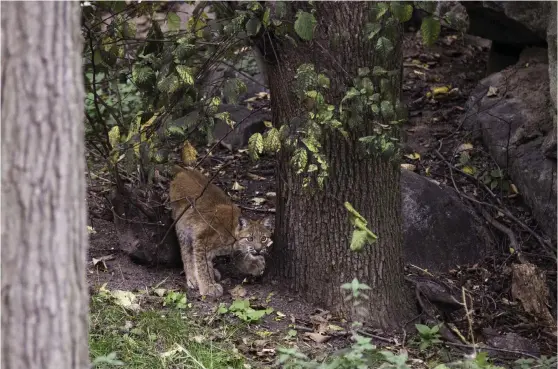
434,149 -> 553,255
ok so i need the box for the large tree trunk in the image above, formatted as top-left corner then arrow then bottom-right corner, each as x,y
1,2 -> 89,368
266,2 -> 415,329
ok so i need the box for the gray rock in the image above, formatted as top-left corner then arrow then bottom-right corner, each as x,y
485,331 -> 540,359
461,51 -> 557,242
401,170 -> 493,271
461,1 -> 550,44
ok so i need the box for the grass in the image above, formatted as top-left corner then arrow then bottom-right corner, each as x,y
89,293 -> 246,369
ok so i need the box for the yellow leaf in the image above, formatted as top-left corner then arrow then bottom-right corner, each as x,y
431,86 -> 451,96
264,120 -> 273,128
425,167 -> 431,176
231,181 -> 245,191
404,152 -> 421,160
462,166 -> 476,175
400,163 -> 416,171
510,183 -> 519,194
457,143 -> 474,152
509,247 -> 515,254
108,126 -> 120,149
181,140 -> 197,165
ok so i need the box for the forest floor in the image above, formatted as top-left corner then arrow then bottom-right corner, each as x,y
87,28 -> 557,368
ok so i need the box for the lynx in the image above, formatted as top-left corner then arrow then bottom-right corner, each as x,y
169,166 -> 273,297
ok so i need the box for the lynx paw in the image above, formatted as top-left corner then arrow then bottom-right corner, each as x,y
186,275 -> 198,289
200,283 -> 224,298
250,256 -> 266,276
213,268 -> 222,282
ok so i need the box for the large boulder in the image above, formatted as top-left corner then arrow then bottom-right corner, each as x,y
461,1 -> 550,44
401,170 -> 493,271
460,1 -> 553,76
461,48 -> 557,243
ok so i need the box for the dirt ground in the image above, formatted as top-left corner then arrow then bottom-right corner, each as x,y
87,28 -> 557,361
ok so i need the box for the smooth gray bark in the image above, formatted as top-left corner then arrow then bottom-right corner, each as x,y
1,2 -> 89,368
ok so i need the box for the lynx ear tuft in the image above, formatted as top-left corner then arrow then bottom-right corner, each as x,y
239,217 -> 250,229
262,216 -> 274,229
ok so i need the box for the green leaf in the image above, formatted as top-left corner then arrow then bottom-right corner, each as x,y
380,100 -> 394,120
375,2 -> 390,20
291,148 -> 308,174
317,74 -> 330,89
108,126 -> 120,149
358,67 -> 370,77
245,17 -> 261,36
275,1 -> 287,18
420,16 -> 441,46
93,49 -> 103,65
248,133 -> 264,160
491,169 -> 503,178
350,229 -> 368,252
262,7 -> 271,27
223,78 -> 247,104
415,324 -> 432,336
167,12 -> 181,31
294,11 -> 316,41
390,3 -> 414,23
175,66 -> 194,85
264,128 -> 281,153
217,304 -> 228,314
375,36 -> 394,54
372,66 -> 388,76
365,22 -> 381,40
229,299 -> 250,311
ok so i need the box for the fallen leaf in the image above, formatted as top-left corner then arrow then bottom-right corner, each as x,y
431,86 -> 451,96
191,335 -> 206,343
250,197 -> 266,205
510,183 -> 519,194
181,140 -> 197,165
247,173 -> 266,180
231,181 -> 245,191
153,288 -> 166,297
265,192 -> 276,198
229,285 -> 247,299
111,290 -> 141,312
400,163 -> 416,171
92,254 -> 115,267
87,226 -> 97,234
462,166 -> 476,175
304,332 -> 331,344
486,86 -> 499,97
328,324 -> 344,332
404,152 -> 421,160
457,143 -> 474,153
264,120 -> 273,128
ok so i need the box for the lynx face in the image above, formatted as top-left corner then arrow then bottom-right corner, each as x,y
236,217 -> 273,257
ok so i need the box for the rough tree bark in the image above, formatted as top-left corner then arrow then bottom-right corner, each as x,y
265,2 -> 416,329
1,2 -> 89,369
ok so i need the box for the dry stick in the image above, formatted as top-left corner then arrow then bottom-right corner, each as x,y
434,149 -> 553,255
238,205 -> 276,213
442,341 -> 540,360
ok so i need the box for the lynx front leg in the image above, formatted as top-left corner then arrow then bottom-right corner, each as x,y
235,253 -> 266,276
176,227 -> 197,289
193,240 -> 223,297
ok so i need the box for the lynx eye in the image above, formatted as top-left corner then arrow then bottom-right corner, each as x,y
261,236 -> 267,242
247,236 -> 253,242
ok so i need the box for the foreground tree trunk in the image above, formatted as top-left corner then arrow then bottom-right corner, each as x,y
266,2 -> 415,329
1,2 -> 89,368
